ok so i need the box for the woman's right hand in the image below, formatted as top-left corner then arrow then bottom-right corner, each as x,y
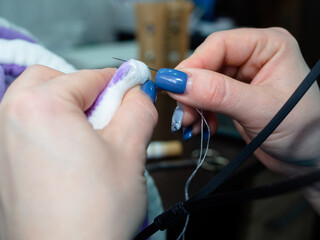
168,28 -> 320,176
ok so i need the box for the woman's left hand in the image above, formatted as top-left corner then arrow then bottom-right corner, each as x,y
0,65 -> 158,240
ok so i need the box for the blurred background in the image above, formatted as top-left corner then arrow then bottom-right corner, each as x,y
1,0 -> 319,66
1,0 -> 319,239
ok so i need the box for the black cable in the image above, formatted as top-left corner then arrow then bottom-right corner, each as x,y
184,169 -> 320,213
134,223 -> 158,240
135,169 -> 320,240
134,59 -> 320,240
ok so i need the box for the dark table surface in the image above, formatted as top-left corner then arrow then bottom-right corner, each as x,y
147,134 -> 262,239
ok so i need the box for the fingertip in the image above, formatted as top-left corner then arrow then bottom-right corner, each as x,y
171,105 -> 184,132
181,111 -> 218,141
171,104 -> 201,133
23,64 -> 63,76
155,68 -> 188,94
182,125 -> 193,141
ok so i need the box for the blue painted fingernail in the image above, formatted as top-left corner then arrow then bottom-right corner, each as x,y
155,68 -> 188,94
171,105 -> 184,132
142,80 -> 156,103
203,126 -> 210,141
183,125 -> 193,141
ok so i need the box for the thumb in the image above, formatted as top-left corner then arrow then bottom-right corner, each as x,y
168,68 -> 264,123
102,85 -> 158,163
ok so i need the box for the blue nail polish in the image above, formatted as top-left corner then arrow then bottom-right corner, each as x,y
203,126 -> 210,141
155,68 -> 187,94
171,105 -> 184,132
183,125 -> 193,141
142,80 -> 156,103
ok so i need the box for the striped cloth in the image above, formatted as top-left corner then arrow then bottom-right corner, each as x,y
0,17 -> 76,101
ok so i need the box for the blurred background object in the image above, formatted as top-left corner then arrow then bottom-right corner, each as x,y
135,1 -> 193,71
1,0 -> 317,66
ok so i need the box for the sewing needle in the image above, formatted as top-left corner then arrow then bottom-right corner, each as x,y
112,57 -> 158,72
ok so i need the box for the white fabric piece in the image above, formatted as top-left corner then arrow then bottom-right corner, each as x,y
88,59 -> 151,129
0,38 -> 76,73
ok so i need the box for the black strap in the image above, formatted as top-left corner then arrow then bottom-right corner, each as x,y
154,202 -> 188,230
135,169 -> 320,240
185,169 -> 320,213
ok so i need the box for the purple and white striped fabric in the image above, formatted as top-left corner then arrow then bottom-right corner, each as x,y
0,17 -> 76,101
0,25 -> 37,43
0,25 -> 31,99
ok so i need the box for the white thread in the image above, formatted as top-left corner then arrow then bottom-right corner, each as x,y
176,109 -> 211,240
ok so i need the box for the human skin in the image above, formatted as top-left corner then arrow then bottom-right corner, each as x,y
169,28 -> 320,211
0,65 -> 158,240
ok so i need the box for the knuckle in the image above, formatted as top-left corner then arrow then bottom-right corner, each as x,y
24,64 -> 51,75
200,74 -> 228,109
269,27 -> 292,36
3,88 -> 55,122
268,27 -> 299,49
206,30 -> 223,42
77,69 -> 106,81
4,90 -> 38,119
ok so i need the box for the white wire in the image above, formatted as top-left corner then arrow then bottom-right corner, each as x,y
176,109 -> 211,240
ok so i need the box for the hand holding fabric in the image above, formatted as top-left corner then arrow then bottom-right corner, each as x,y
0,65 -> 158,240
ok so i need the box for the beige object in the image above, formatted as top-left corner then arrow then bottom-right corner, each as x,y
135,1 -> 193,76
147,140 -> 183,159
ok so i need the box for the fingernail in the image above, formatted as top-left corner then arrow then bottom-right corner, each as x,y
183,125 -> 193,141
171,105 -> 184,132
142,80 -> 156,103
203,126 -> 210,141
155,68 -> 188,94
